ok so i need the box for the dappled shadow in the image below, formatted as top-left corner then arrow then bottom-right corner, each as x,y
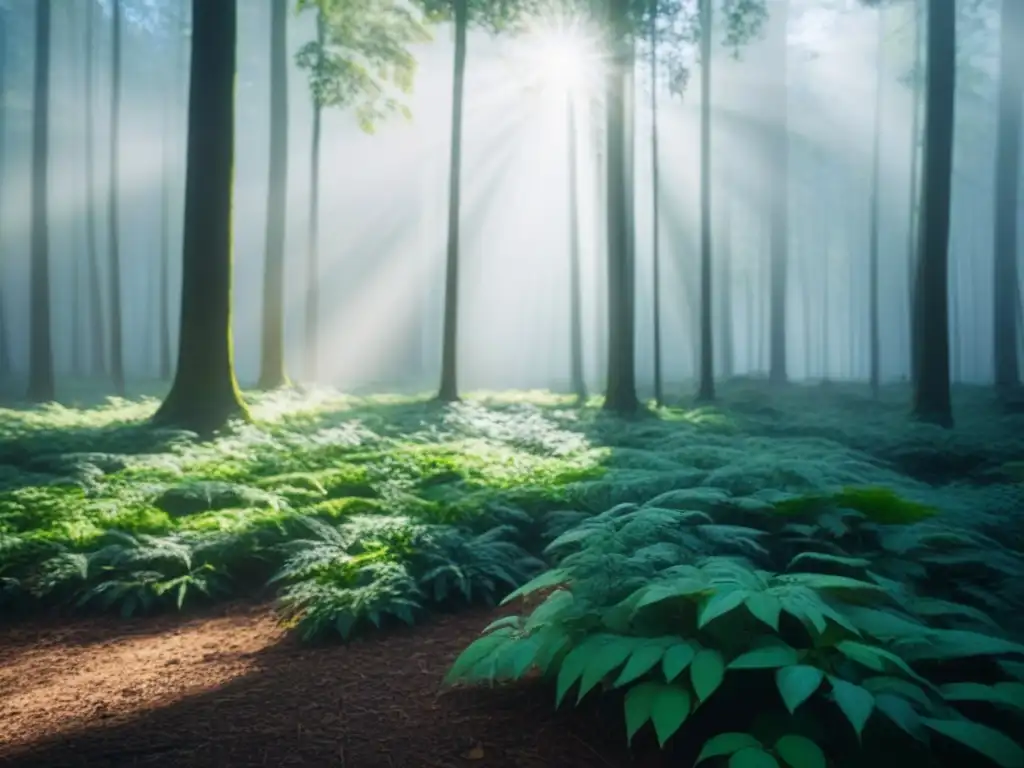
0,603 -> 669,768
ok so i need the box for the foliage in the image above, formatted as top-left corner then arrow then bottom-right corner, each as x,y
295,0 -> 432,132
446,497 -> 1024,765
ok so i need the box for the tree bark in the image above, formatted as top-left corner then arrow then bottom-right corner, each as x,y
697,0 -> 714,402
649,0 -> 662,406
868,9 -> 883,398
437,0 -> 468,403
85,0 -> 105,377
768,0 -> 789,386
258,0 -> 290,390
567,93 -> 586,401
305,9 -> 325,383
108,0 -> 125,394
911,0 -> 954,427
28,0 -> 55,402
152,0 -> 249,435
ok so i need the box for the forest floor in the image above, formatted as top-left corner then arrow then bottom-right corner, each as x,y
1,380 -> 1023,767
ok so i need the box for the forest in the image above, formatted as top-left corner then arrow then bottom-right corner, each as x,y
0,0 -> 1023,765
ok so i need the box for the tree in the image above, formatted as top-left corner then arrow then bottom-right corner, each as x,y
258,0 -> 290,391
152,0 -> 248,434
85,0 -> 106,378
767,0 -> 788,387
27,0 -> 54,403
0,3 -> 9,377
649,0 -> 662,407
695,0 -> 713,402
109,0 -> 125,395
295,0 -> 427,383
911,0 -> 954,427
993,0 -> 1021,393
868,5 -> 884,399
566,89 -> 586,402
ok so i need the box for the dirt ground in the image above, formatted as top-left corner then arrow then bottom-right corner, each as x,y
0,601 -> 669,768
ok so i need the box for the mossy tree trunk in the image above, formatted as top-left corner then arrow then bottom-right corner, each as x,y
152,0 -> 248,435
258,0 -> 290,391
911,0 -> 954,428
28,0 -> 55,403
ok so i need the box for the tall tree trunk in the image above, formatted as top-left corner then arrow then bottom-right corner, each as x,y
28,0 -> 55,402
437,0 -> 467,402
0,5 -> 9,377
993,0 -> 1021,392
912,0 -> 954,427
108,0 -> 125,394
768,0 -> 789,386
84,0 -> 105,378
906,0 -> 922,385
158,30 -> 174,380
868,9 -> 883,399
305,9 -> 325,383
719,193 -> 733,379
258,0 -> 290,390
153,0 -> 248,434
603,0 -> 638,414
567,93 -> 586,401
697,0 -> 714,402
649,0 -> 662,406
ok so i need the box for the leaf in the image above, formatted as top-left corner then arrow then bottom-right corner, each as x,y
745,592 -> 782,631
500,568 -> 569,605
699,588 -> 749,629
577,635 -> 640,702
729,645 -> 799,670
623,681 -> 661,743
921,718 -> 1024,768
836,641 -> 926,684
691,648 -> 725,702
774,734 -> 827,768
524,589 -> 574,632
901,629 -> 1024,662
828,677 -> 875,739
874,693 -> 926,740
940,682 -> 1024,711
615,639 -> 671,687
481,615 -> 522,634
650,685 -> 692,746
860,676 -> 933,709
662,641 -> 697,682
555,637 -> 599,707
729,747 -> 781,768
635,577 -> 711,610
775,665 -> 824,713
696,732 -> 763,763
787,552 -> 872,571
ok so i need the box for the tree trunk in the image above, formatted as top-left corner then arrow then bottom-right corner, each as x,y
108,0 -> 125,394
697,0 -> 714,402
993,0 -> 1021,392
152,0 -> 248,434
868,9 -> 883,398
158,25 -> 174,380
649,0 -> 662,406
437,0 -> 468,403
603,0 -> 638,414
258,0 -> 290,390
719,193 -> 733,380
305,10 -> 325,383
911,0 -> 954,427
84,0 -> 105,378
0,5 -> 9,377
567,93 -> 586,401
28,0 -> 55,402
768,0 -> 789,386
906,0 -> 922,385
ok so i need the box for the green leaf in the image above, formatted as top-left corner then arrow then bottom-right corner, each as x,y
729,645 -> 799,670
691,648 -> 725,702
774,734 -> 826,768
860,676 -> 933,709
650,685 -> 692,746
481,615 -> 522,634
614,638 -> 671,688
624,681 -> 661,743
635,577 -> 712,610
901,629 -> 1024,662
696,732 -> 763,763
444,629 -> 514,684
836,641 -> 926,684
500,568 -> 569,605
662,641 -> 697,682
874,693 -> 926,740
940,682 -> 1024,711
555,636 -> 599,706
577,635 -> 640,702
524,589 -> 574,632
829,677 -> 875,739
745,592 -> 782,630
699,588 -> 749,628
729,747 -> 781,768
775,665 -> 824,713
921,718 -> 1024,768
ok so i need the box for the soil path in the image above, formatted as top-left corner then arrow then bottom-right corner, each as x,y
0,602 -> 661,767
